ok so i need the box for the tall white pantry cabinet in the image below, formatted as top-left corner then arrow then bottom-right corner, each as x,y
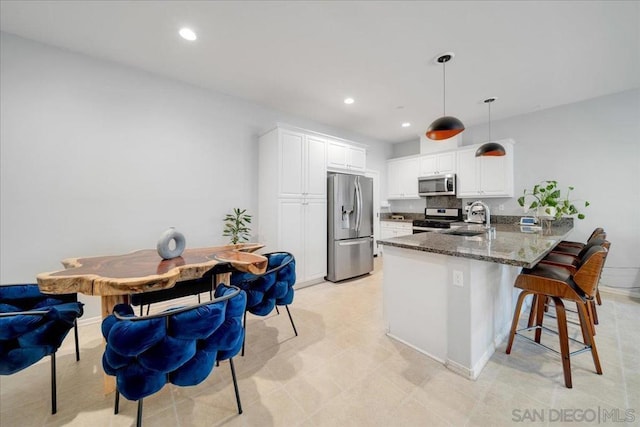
258,127 -> 327,287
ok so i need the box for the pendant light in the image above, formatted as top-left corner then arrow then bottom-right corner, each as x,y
426,53 -> 465,140
475,97 -> 506,157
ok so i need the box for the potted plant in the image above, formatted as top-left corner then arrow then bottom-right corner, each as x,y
223,208 -> 252,244
517,180 -> 589,220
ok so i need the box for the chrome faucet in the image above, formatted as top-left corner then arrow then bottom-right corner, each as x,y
468,200 -> 491,229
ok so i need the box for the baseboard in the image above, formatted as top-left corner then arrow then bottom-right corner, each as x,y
599,285 -> 640,299
385,332 -> 446,364
445,359 -> 475,380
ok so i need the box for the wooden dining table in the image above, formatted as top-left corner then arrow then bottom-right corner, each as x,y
36,243 -> 268,392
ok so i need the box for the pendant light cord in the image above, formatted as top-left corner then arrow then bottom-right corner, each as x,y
488,100 -> 491,141
442,61 -> 446,115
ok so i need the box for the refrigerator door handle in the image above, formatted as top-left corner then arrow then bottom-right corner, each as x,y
338,239 -> 370,246
355,177 -> 362,232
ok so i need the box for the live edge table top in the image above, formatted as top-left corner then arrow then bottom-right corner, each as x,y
36,243 -> 268,297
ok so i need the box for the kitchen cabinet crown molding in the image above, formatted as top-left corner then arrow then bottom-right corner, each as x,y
261,122 -> 368,150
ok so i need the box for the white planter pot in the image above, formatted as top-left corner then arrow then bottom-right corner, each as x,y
537,206 -> 557,219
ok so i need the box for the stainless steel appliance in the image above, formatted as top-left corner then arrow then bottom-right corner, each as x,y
327,173 -> 374,282
418,174 -> 456,196
412,208 -> 463,233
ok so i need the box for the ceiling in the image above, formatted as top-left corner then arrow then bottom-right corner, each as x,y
1,1 -> 638,143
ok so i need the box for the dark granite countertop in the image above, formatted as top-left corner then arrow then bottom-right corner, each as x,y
378,223 -> 573,268
380,218 -> 415,223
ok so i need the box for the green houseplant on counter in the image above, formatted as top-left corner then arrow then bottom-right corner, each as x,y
223,208 -> 252,244
518,180 -> 589,220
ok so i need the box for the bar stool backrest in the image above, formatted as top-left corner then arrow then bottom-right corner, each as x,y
573,246 -> 607,297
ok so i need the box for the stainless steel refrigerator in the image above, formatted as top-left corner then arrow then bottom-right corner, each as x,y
327,173 -> 374,282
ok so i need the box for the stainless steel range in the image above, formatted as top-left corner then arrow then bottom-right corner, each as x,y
412,208 -> 463,234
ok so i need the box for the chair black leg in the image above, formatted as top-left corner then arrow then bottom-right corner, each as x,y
285,305 -> 298,336
50,352 -> 57,414
241,310 -> 247,356
145,304 -> 150,316
275,306 -> 280,315
139,305 -> 143,316
74,319 -> 80,361
136,399 -> 143,427
229,358 -> 242,414
114,389 -> 120,414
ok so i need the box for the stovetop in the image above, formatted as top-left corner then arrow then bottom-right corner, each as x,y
413,208 -> 462,229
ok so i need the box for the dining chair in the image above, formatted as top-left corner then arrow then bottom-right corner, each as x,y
230,252 -> 297,356
0,284 -> 84,414
102,284 -> 246,427
506,245 -> 607,388
129,262 -> 235,315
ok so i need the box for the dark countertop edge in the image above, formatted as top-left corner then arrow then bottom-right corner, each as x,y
378,240 -> 533,268
380,219 -> 415,223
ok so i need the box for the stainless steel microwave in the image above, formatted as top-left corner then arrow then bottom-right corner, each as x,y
418,174 -> 456,196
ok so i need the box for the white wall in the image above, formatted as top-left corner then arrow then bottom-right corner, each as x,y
0,33 -> 392,317
461,89 -> 640,291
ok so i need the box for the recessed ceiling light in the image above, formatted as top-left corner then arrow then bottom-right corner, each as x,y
401,122 -> 411,128
344,97 -> 355,105
179,28 -> 197,41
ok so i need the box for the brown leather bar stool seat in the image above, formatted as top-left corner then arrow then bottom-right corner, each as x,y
506,245 -> 607,388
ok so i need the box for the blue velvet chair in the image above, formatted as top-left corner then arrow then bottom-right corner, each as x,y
102,284 -> 246,427
230,252 -> 297,355
0,284 -> 84,414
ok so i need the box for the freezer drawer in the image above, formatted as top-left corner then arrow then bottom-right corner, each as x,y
327,237 -> 374,282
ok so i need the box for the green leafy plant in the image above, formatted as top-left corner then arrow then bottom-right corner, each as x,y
518,180 -> 589,220
223,208 -> 252,244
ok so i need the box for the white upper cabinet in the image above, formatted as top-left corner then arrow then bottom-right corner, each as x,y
418,151 -> 456,176
305,135 -> 328,198
456,139 -> 515,198
327,139 -> 366,173
387,157 -> 420,199
277,129 -> 326,198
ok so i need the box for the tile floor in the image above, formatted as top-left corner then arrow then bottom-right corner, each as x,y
1,258 -> 638,426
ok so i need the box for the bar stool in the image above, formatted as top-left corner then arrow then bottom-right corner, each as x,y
506,245 -> 607,388
552,228 -> 606,307
538,239 -> 610,327
555,227 -> 604,251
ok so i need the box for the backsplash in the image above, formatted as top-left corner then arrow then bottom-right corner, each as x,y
388,195 -> 460,214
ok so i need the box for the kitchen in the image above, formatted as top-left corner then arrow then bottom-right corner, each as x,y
1,1 -> 639,425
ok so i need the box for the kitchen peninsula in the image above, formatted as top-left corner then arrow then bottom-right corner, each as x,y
378,222 -> 573,380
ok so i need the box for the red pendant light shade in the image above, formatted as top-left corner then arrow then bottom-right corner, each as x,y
426,53 -> 465,141
475,97 -> 506,157
475,142 -> 506,156
426,116 -> 465,140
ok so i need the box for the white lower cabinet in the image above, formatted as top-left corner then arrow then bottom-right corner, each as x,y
277,198 -> 327,284
380,221 -> 413,253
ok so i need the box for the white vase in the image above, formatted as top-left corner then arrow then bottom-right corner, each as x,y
536,206 -> 557,220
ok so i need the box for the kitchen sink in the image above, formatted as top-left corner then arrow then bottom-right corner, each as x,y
444,229 -> 486,237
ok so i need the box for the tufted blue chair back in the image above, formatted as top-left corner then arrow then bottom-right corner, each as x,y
229,252 -> 297,355
230,252 -> 296,316
101,283 -> 246,425
0,284 -> 84,414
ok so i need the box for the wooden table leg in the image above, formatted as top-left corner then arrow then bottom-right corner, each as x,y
101,295 -> 128,394
216,272 -> 232,287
